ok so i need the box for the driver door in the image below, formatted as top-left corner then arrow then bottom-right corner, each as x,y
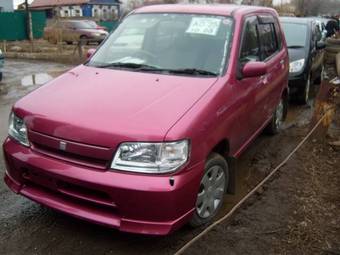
235,15 -> 267,145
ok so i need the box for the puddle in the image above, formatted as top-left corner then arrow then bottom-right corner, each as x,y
21,73 -> 53,87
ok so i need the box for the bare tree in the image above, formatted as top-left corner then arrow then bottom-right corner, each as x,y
294,0 -> 340,16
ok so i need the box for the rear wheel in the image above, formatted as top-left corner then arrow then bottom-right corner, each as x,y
190,153 -> 228,227
266,96 -> 287,135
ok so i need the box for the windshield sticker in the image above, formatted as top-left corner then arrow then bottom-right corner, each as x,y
186,17 -> 221,36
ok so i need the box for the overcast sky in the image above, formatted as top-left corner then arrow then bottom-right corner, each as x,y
13,0 -> 33,8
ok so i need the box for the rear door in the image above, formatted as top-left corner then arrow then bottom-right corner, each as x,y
257,15 -> 287,120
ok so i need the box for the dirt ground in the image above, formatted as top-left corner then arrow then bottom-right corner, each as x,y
0,59 -> 339,255
184,115 -> 340,255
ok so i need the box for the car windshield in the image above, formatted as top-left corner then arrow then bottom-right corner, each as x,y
87,13 -> 233,76
281,22 -> 308,47
86,21 -> 97,28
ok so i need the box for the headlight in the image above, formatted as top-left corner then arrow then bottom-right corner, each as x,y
289,59 -> 305,73
8,112 -> 29,147
111,140 -> 189,173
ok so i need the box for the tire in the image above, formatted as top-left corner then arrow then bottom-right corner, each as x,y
190,153 -> 229,227
66,41 -> 73,45
297,73 -> 311,105
266,96 -> 287,135
315,66 -> 324,85
0,72 -> 2,82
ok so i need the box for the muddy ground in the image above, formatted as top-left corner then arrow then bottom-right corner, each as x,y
0,59 -> 339,255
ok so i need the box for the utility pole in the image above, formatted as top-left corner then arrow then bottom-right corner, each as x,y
24,0 -> 33,43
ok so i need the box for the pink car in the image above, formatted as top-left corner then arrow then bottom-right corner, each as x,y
3,5 -> 289,235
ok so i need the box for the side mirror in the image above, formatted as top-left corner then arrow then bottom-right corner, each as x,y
316,41 -> 326,50
86,48 -> 96,59
242,61 -> 267,78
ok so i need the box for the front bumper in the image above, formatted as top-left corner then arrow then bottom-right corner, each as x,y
3,138 -> 203,235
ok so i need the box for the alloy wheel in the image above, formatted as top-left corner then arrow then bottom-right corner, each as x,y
275,99 -> 284,130
196,165 -> 226,219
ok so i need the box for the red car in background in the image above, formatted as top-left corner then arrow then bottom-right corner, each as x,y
44,19 -> 108,44
86,20 -> 108,31
3,4 -> 289,235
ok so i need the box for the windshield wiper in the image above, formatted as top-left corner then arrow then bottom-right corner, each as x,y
287,45 -> 304,49
166,68 -> 218,76
93,63 -> 217,76
94,62 -> 160,71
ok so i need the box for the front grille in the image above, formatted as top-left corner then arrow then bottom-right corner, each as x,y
32,142 -> 109,169
29,130 -> 113,169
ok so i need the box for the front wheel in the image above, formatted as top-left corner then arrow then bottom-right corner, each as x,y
297,73 -> 311,105
190,153 -> 229,227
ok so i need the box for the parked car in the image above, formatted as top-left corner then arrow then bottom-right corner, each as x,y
280,17 -> 325,104
44,20 -> 108,44
0,49 -> 4,82
309,17 -> 332,40
4,5 -> 289,235
86,20 -> 108,31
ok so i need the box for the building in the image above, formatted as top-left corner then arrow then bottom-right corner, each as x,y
0,0 -> 14,12
30,0 -> 120,20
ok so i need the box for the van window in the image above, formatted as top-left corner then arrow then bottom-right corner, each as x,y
240,16 -> 260,64
258,23 -> 278,60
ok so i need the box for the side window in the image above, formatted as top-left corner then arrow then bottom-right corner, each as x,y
240,16 -> 260,64
257,23 -> 278,60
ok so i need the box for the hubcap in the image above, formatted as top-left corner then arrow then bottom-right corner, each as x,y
196,166 -> 225,219
275,99 -> 284,129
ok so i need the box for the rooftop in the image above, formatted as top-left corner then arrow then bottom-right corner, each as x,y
135,4 -> 275,17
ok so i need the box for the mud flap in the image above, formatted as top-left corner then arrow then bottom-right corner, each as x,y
226,156 -> 236,194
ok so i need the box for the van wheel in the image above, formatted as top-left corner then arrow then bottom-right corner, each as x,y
190,153 -> 228,227
266,96 -> 287,135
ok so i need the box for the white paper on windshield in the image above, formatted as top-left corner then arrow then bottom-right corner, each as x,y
186,17 -> 221,36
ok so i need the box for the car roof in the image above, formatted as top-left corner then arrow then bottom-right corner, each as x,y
280,17 -> 312,25
134,4 -> 276,17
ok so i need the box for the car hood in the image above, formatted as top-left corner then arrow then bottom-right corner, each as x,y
288,47 -> 308,63
14,65 -> 218,147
